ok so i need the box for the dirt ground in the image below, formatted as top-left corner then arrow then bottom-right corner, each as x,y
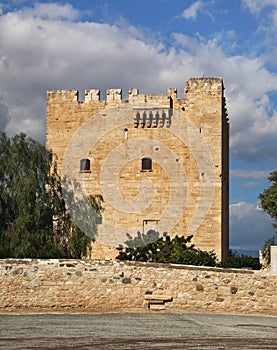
0,312 -> 277,349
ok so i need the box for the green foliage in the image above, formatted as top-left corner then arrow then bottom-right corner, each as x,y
259,171 -> 277,228
116,231 -> 217,267
259,171 -> 277,265
0,132 -> 103,258
218,251 -> 261,270
261,235 -> 277,265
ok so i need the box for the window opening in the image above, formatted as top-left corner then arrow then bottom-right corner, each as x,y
80,158 -> 91,172
141,157 -> 152,171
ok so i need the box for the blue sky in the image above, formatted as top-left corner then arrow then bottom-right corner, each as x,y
0,0 -> 277,256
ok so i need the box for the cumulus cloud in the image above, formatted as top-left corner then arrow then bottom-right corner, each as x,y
0,6 -> 174,141
229,95 -> 277,162
230,201 -> 275,251
231,169 -> 273,180
181,1 -> 203,20
172,33 -> 277,162
230,169 -> 274,191
0,1 -> 276,166
242,0 -> 277,68
0,95 -> 10,132
22,2 -> 79,20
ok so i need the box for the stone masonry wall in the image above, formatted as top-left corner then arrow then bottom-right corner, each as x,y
46,78 -> 229,261
0,259 -> 276,316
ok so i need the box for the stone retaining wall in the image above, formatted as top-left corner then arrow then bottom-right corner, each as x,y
0,259 -> 276,315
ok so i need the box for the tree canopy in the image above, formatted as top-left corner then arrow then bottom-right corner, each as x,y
259,171 -> 277,228
0,132 -> 102,258
259,171 -> 277,264
218,250 -> 261,270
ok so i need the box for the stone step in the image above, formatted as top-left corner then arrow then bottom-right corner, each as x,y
144,295 -> 173,302
144,295 -> 173,310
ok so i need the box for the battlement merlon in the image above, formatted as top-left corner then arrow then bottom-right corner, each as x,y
85,89 -> 100,102
46,89 -> 79,103
185,77 -> 224,96
184,77 -> 228,122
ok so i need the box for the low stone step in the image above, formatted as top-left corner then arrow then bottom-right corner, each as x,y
144,294 -> 173,310
144,295 -> 173,302
148,303 -> 165,310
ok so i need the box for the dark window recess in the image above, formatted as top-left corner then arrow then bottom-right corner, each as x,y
142,157 -> 152,171
80,158 -> 90,172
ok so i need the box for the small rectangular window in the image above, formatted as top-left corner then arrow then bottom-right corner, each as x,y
141,157 -> 152,171
80,158 -> 91,172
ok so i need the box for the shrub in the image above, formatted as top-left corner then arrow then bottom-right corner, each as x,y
218,253 -> 261,270
116,231 -> 217,267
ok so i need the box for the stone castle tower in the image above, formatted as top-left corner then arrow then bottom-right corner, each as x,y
46,77 -> 229,261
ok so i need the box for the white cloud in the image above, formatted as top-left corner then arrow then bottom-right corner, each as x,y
172,33 -> 277,161
230,201 -> 275,250
242,0 -> 277,69
230,169 -> 274,190
231,169 -> 273,180
21,2 -> 79,20
229,95 -> 277,161
181,1 -> 203,20
242,181 -> 260,188
0,2 -> 276,166
0,95 -> 10,132
0,7 -> 173,141
230,201 -> 260,219
242,0 -> 277,15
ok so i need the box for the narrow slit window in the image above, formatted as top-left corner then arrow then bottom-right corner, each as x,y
80,158 -> 90,172
141,157 -> 152,171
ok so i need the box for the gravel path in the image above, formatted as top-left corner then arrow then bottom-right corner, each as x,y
0,312 -> 276,349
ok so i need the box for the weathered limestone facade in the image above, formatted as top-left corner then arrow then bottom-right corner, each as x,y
0,259 -> 276,316
46,78 -> 229,261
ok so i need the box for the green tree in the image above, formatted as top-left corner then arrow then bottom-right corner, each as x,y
259,171 -> 277,264
116,231 -> 217,267
0,132 -> 102,258
218,251 -> 261,270
259,171 -> 277,228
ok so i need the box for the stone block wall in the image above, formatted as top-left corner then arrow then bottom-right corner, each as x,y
0,259 -> 276,316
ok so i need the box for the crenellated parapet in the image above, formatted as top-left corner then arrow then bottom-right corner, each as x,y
46,78 -> 226,109
46,87 -> 177,104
